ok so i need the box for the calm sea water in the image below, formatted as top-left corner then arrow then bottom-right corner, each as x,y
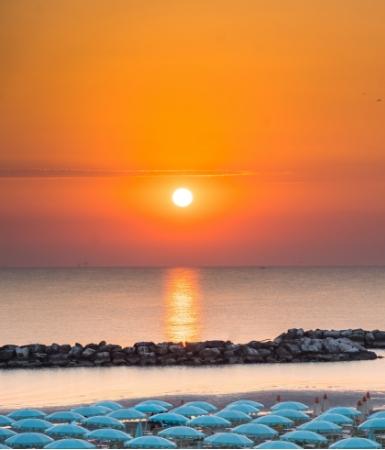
1,266 -> 385,408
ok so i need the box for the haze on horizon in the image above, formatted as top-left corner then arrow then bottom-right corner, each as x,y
0,0 -> 385,267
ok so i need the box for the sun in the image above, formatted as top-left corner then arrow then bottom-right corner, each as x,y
172,187 -> 193,208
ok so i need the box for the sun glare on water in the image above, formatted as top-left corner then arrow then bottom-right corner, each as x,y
172,187 -> 193,208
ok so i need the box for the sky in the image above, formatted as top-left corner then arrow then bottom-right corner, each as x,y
0,0 -> 384,266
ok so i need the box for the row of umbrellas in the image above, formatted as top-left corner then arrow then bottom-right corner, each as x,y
0,398 -> 383,448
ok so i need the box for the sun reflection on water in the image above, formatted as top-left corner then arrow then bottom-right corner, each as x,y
164,267 -> 201,343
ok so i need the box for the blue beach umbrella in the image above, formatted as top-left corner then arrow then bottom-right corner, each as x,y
5,433 -> 53,449
136,400 -> 173,410
109,408 -> 146,422
71,406 -> 111,417
281,430 -> 327,445
13,419 -> 52,433
369,411 -> 385,420
232,423 -> 278,440
171,405 -> 207,417
93,401 -> 123,411
8,409 -> 46,420
189,415 -> 231,429
0,445 -> 10,449
44,439 -> 95,449
0,416 -> 15,427
135,404 -> 167,414
46,424 -> 89,439
271,401 -> 308,411
255,441 -> 303,449
326,407 -> 361,418
124,436 -> 177,449
253,415 -> 293,427
229,400 -> 264,410
0,430 -> 16,442
316,413 -> 353,426
87,428 -> 132,442
149,413 -> 188,426
330,437 -> 381,449
272,409 -> 309,422
216,409 -> 251,424
46,411 -> 85,423
203,432 -> 253,448
299,419 -> 342,434
184,401 -> 217,413
82,415 -> 124,430
359,418 -> 385,432
227,404 -> 259,415
159,426 -> 205,440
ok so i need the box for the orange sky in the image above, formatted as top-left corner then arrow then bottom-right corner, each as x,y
0,0 -> 384,266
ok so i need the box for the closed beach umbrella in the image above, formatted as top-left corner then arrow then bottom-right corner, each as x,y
93,401 -> 123,411
184,401 -> 217,413
316,413 -> 353,426
330,438 -> 381,449
0,416 -> 15,427
203,432 -> 253,448
254,441 -> 302,449
159,426 -> 205,440
232,423 -> 278,440
46,411 -> 85,424
136,400 -> 173,410
13,419 -> 52,433
272,402 -> 308,411
87,428 -> 132,443
229,400 -> 264,410
0,430 -> 16,442
82,415 -> 124,430
216,409 -> 251,424
227,404 -> 259,415
253,415 -> 293,428
135,404 -> 167,414
149,413 -> 188,426
5,433 -> 53,449
281,430 -> 327,445
172,405 -> 207,418
124,436 -> 177,449
359,418 -> 385,432
326,407 -> 361,418
71,406 -> 111,417
46,424 -> 89,439
109,408 -> 146,422
8,409 -> 46,420
299,419 -> 342,434
272,410 -> 309,422
44,439 -> 95,449
189,415 -> 231,429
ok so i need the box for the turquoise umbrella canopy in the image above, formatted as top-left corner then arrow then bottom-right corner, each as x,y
189,415 -> 231,429
359,418 -> 385,431
226,404 -> 259,415
271,402 -> 308,411
0,416 -> 15,427
159,426 -> 205,440
0,445 -> 10,449
149,413 -> 188,426
184,401 -> 217,413
46,411 -> 85,423
203,432 -> 253,448
229,400 -> 264,410
330,438 -> 381,449
82,415 -> 124,430
298,419 -> 342,434
281,430 -> 327,445
253,415 -> 293,427
254,441 -> 303,449
369,411 -> 385,420
326,407 -> 361,418
44,439 -> 95,449
124,436 -> 177,449
109,408 -> 146,421
171,405 -> 208,418
8,409 -> 46,420
232,423 -> 278,439
137,400 -> 173,410
272,410 -> 309,422
215,409 -> 251,424
5,432 -> 53,449
92,401 -> 123,411
316,413 -> 353,426
71,406 -> 111,418
87,428 -> 132,442
46,424 -> 89,439
13,419 -> 52,433
135,404 -> 167,414
0,429 -> 16,442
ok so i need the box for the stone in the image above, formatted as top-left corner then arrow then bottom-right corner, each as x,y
82,348 -> 97,359
0,348 -> 15,361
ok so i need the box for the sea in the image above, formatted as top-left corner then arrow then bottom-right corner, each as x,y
1,266 -> 385,408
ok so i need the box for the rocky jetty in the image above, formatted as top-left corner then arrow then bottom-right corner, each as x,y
0,328 -> 379,369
